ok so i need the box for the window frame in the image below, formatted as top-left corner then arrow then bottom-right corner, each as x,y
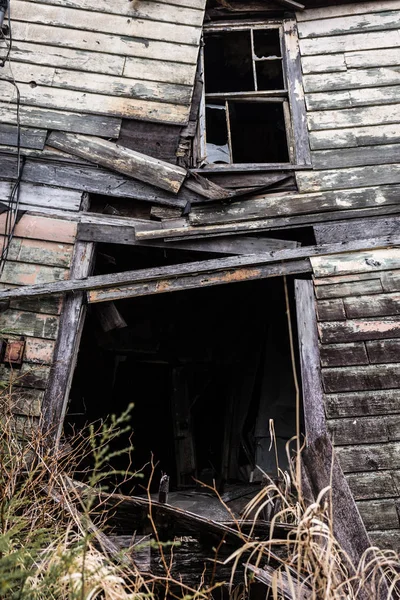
195,16 -> 311,172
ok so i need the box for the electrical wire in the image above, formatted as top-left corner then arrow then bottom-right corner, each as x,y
0,0 -> 24,276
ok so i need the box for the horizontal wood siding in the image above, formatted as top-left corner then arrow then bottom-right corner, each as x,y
296,0 -> 400,239
312,249 -> 400,550
0,203 -> 77,424
3,0 -> 206,131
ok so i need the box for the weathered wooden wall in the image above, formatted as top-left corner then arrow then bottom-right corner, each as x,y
1,0 -> 206,132
0,187 -> 81,436
312,249 -> 400,550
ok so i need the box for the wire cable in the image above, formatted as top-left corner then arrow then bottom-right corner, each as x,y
0,0 -> 24,276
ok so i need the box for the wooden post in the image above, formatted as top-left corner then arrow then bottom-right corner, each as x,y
295,279 -> 371,577
41,241 -> 95,444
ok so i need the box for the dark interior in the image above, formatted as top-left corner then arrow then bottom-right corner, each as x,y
229,101 -> 289,163
65,244 -> 304,497
204,30 -> 254,93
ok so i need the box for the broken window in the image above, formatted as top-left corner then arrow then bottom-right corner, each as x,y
202,23 -> 297,166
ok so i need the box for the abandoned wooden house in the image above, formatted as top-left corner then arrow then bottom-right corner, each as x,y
1,0 -> 400,567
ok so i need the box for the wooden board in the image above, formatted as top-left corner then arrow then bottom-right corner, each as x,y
322,364 -> 400,393
311,249 -> 400,278
6,388 -> 44,417
299,30 -> 400,56
297,2 -> 400,21
307,87 -> 400,112
367,339 -> 400,364
344,293 -> 400,319
0,237 -> 74,268
0,102 -> 121,137
357,499 -> 400,531
47,132 -> 187,194
298,11 -> 400,39
320,342 -> 368,367
303,67 -> 400,93
346,471 -> 400,501
325,389 -> 400,419
307,105 -> 400,132
317,298 -> 346,321
319,318 -> 400,344
315,279 -> 383,300
328,415 -> 400,446
336,441 -> 400,473
0,363 -> 50,390
309,124 -> 400,151
0,213 -> 77,245
0,310 -> 59,339
314,217 -> 400,245
0,262 -> 68,287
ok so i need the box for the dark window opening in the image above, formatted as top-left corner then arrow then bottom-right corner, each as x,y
229,101 -> 288,163
203,25 -> 290,166
204,30 -> 254,93
65,245 -> 303,510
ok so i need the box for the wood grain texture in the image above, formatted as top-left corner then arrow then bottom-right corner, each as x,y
307,105 -> 400,132
357,498 -> 400,531
310,143 -> 400,169
42,242 -> 95,441
300,30 -> 400,56
325,390 -> 400,419
0,102 -> 121,137
309,124 -> 400,150
315,279 -> 383,300
47,132 -> 187,194
7,388 -> 44,417
314,217 -> 400,245
0,310 -> 59,339
317,298 -> 346,321
322,364 -> 400,394
297,2 -> 400,21
311,249 -> 400,278
328,415 -> 400,446
320,342 -> 368,367
295,279 -> 326,445
346,471 -> 400,501
336,441 -> 400,473
367,339 -> 400,364
319,319 -> 400,344
344,293 -> 400,319
298,11 -> 400,39
296,165 -> 400,193
369,530 -> 400,551
0,182 -> 82,212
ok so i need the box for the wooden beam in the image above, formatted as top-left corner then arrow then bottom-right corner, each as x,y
47,132 -> 187,194
0,237 -> 399,302
41,242 -> 95,443
295,279 -> 326,445
274,0 -> 305,9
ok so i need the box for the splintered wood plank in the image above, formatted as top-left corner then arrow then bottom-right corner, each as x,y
346,471 -> 400,501
344,293 -> 400,319
298,11 -> 400,39
0,310 -> 59,339
0,81 -> 190,126
322,364 -> 400,394
5,388 -> 44,417
357,499 -> 400,531
307,105 -> 400,132
0,102 -> 121,137
325,390 -> 400,419
336,441 -> 400,473
299,30 -> 400,56
47,132 -> 187,194
328,415 -> 400,446
309,124 -> 400,150
88,261 -> 311,304
189,185 -> 400,226
0,363 -> 50,390
0,214 -> 77,244
0,182 -> 82,212
311,249 -> 400,278
317,298 -> 346,321
282,17 -> 311,166
315,279 -> 383,299
367,339 -> 400,364
11,22 -> 200,64
21,0 -> 205,26
10,41 -> 125,75
319,319 -> 400,344
297,2 -> 400,21
20,337 -> 55,364
320,342 -> 368,367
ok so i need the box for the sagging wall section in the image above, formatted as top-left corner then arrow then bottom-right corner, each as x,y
312,249 -> 400,550
0,184 -> 81,437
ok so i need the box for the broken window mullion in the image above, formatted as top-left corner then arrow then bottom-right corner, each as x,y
225,100 -> 233,164
250,28 -> 258,92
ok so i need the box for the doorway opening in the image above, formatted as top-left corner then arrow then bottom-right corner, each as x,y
65,245 -> 305,510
